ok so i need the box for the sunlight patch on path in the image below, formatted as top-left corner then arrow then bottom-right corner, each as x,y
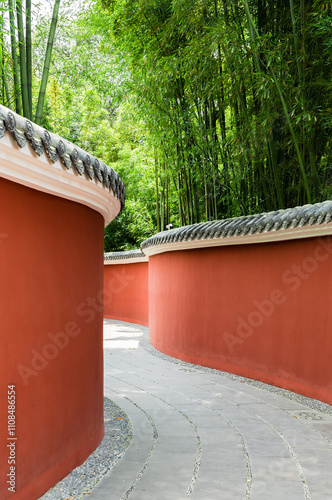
103,320 -> 143,349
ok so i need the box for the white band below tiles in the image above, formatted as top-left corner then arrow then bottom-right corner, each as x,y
142,222 -> 332,256
104,256 -> 149,265
0,132 -> 120,225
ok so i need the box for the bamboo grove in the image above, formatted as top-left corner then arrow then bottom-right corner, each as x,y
102,0 -> 332,229
0,0 -> 60,124
1,0 -> 332,246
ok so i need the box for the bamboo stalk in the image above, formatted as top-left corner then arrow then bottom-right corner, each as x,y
16,0 -> 30,118
289,0 -> 303,85
0,54 -> 11,106
9,0 -> 22,114
35,0 -> 61,125
154,148 -> 161,233
0,11 -> 10,107
242,0 -> 312,204
26,0 -> 32,114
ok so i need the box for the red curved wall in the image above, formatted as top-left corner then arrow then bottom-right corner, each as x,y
0,177 -> 104,500
103,262 -> 149,326
149,238 -> 332,406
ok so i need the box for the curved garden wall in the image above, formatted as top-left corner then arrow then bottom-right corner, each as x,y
0,105 -> 125,500
141,202 -> 332,407
104,250 -> 149,326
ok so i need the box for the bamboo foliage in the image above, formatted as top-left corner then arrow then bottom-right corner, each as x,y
2,0 -> 329,235
100,0 -> 332,226
0,0 -> 61,123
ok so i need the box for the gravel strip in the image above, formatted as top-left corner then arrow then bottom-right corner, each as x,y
138,325 -> 332,416
40,397 -> 132,500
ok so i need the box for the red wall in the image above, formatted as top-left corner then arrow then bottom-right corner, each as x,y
103,262 -> 149,326
0,177 -> 104,500
149,238 -> 332,406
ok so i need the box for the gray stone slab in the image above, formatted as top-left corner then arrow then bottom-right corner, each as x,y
89,395 -> 154,500
154,436 -> 198,454
250,478 -> 306,500
242,403 -> 332,451
187,415 -> 232,429
310,420 -> 332,442
297,449 -> 332,497
191,455 -> 248,499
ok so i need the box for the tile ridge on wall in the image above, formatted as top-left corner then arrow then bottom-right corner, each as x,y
104,249 -> 149,265
0,104 -> 125,225
141,200 -> 332,256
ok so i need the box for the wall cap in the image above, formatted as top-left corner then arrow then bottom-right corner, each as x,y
104,249 -> 149,265
0,105 -> 125,225
141,201 -> 332,256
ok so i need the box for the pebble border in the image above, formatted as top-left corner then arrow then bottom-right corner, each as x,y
40,397 -> 132,500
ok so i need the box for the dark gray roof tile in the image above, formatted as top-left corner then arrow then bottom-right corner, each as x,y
245,213 -> 267,234
233,216 -> 255,235
200,221 -> 218,239
172,227 -> 187,242
212,218 -> 236,238
315,202 -> 332,224
227,216 -> 250,236
299,205 -> 318,226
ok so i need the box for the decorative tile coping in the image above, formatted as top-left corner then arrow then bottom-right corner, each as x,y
104,249 -> 149,264
0,105 -> 125,225
141,201 -> 332,256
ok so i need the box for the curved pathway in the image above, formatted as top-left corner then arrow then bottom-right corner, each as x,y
90,319 -> 332,500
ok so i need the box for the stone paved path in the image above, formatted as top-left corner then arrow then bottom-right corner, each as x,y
90,319 -> 332,500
